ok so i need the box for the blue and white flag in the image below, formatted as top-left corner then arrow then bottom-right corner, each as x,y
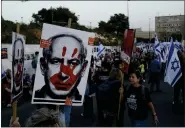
154,33 -> 161,54
154,33 -> 165,62
154,33 -> 159,46
97,42 -> 105,57
164,42 -> 182,87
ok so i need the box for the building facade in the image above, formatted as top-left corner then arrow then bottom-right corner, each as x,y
135,28 -> 155,39
155,15 -> 184,40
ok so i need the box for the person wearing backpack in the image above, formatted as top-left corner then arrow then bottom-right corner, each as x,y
120,70 -> 159,127
96,68 -> 124,126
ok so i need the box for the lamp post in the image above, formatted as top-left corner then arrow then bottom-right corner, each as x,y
90,22 -> 92,29
51,7 -> 53,24
77,15 -> 80,20
149,18 -> 151,42
21,17 -> 23,24
127,0 -> 130,25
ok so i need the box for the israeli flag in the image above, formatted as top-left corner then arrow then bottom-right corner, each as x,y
154,33 -> 161,54
97,42 -> 105,57
1,71 -> 6,79
154,33 -> 165,62
164,42 -> 182,87
154,33 -> 159,46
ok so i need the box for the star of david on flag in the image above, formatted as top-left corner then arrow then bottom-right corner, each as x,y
164,42 -> 182,87
171,58 -> 180,72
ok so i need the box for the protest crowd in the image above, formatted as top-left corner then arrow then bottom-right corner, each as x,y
2,33 -> 185,127
1,4 -> 185,125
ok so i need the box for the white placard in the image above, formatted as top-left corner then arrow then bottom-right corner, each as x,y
32,23 -> 95,106
11,32 -> 26,102
120,51 -> 130,64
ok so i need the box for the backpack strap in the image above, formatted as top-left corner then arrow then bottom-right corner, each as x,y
125,84 -> 130,92
141,85 -> 146,101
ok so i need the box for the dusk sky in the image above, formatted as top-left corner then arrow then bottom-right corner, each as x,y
2,1 -> 184,31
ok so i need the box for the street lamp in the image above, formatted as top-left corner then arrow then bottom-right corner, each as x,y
21,17 -> 23,24
51,6 -> 53,24
90,22 -> 92,29
127,0 -> 129,23
149,18 -> 151,42
77,15 -> 80,19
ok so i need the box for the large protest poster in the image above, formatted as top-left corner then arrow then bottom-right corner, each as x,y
32,23 -> 95,106
121,29 -> 135,73
11,32 -> 25,102
1,48 -> 8,59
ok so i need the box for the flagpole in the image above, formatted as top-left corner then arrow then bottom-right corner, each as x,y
127,0 -> 130,24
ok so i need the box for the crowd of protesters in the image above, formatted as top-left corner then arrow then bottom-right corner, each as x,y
80,50 -> 160,127
2,48 -> 185,127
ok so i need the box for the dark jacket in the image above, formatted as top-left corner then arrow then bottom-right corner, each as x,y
176,53 -> 185,86
97,78 -> 125,113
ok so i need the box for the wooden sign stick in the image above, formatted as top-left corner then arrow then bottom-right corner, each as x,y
117,67 -> 124,122
12,23 -> 20,121
56,105 -> 60,112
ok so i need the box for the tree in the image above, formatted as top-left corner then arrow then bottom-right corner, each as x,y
1,19 -> 16,43
98,13 -> 129,38
32,7 -> 78,26
98,21 -> 112,34
2,19 -> 16,34
108,13 -> 129,36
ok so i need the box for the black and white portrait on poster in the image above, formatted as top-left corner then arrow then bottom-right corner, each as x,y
32,23 -> 95,106
11,32 -> 25,102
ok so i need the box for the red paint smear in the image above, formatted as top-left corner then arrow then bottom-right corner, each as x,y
71,48 -> 78,58
50,61 -> 79,91
62,47 -> 67,57
15,64 -> 23,86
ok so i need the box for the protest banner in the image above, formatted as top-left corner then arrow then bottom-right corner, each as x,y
121,29 -> 135,73
12,23 -> 26,121
11,31 -> 25,102
32,23 -> 95,106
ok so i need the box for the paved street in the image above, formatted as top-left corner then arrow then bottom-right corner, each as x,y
1,77 -> 184,127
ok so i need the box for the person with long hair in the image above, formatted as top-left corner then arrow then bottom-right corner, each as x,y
96,68 -> 124,126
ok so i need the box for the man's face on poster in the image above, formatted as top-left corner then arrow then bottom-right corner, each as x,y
13,40 -> 24,91
47,37 -> 85,95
